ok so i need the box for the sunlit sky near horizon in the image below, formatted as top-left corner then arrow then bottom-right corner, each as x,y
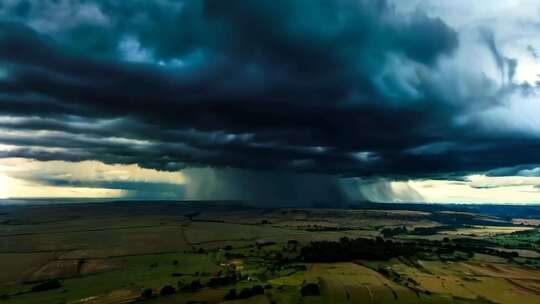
1,0 -> 540,204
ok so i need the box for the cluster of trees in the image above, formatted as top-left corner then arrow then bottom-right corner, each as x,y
300,237 -> 418,262
432,241 -> 519,259
304,225 -> 350,232
451,238 -> 519,258
300,283 -> 320,296
160,285 -> 175,296
140,284 -> 180,299
381,226 -> 407,237
31,279 -> 62,292
207,274 -> 237,288
299,236 -> 520,263
265,262 -> 307,275
255,241 -> 277,249
148,273 -> 242,298
224,285 -> 265,300
179,280 -> 204,292
141,279 -> 207,299
380,225 -> 464,237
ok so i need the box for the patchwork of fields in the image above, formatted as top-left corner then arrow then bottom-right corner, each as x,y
0,202 -> 539,304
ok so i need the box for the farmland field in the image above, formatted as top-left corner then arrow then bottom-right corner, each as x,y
0,201 -> 539,304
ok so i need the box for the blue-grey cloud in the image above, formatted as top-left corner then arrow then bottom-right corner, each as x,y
0,0 -> 538,202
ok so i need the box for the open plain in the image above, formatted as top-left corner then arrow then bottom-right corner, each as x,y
1,202 -> 539,304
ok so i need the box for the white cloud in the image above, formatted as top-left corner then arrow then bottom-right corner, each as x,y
343,174 -> 540,204
408,176 -> 540,204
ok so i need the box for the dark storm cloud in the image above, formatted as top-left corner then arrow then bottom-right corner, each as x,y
183,167 -> 346,206
0,0 -> 536,188
486,164 -> 540,177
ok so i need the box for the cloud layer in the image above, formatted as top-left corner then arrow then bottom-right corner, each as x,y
0,0 -> 540,202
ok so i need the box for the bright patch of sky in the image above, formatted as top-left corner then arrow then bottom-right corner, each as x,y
0,158 -> 185,199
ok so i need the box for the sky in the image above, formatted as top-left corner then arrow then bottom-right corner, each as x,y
1,0 -> 540,204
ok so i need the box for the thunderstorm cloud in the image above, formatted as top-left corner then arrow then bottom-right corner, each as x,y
1,0 -> 540,203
